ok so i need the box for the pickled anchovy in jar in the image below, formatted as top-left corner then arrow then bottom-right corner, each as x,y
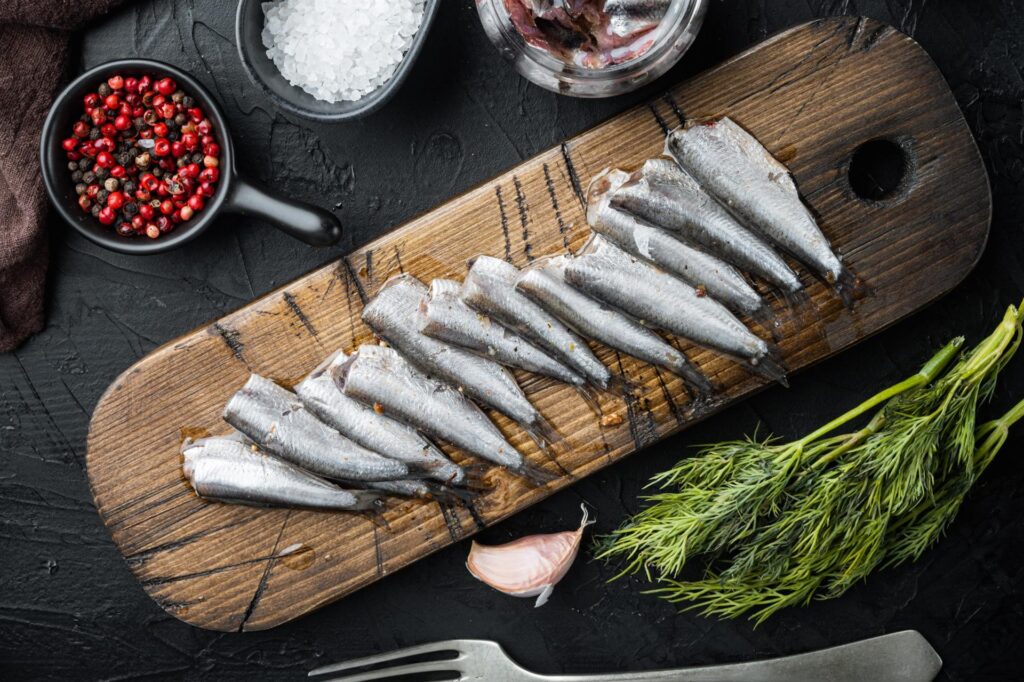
504,0 -> 672,69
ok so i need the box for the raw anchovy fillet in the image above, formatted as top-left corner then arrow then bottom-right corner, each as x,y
182,436 -> 381,511
565,236 -> 787,384
295,350 -> 466,486
462,256 -> 613,390
665,118 -> 855,301
516,255 -> 712,396
338,344 -> 554,484
611,158 -> 803,294
604,0 -> 670,37
223,374 -> 409,482
362,274 -> 559,449
588,168 -> 769,320
419,278 -> 584,386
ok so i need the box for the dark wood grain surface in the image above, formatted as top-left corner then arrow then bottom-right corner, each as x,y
85,17 -> 990,632
3,1 -> 1023,679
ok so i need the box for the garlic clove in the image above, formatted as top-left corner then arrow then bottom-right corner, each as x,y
466,504 -> 594,607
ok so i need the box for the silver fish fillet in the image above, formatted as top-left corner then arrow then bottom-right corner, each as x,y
565,236 -> 787,383
588,167 -> 768,320
462,256 -> 613,390
182,436 -> 381,511
295,350 -> 466,486
665,118 -> 855,301
516,255 -> 712,395
611,158 -> 803,294
362,274 -> 559,448
419,278 -> 584,386
604,0 -> 670,37
337,344 -> 554,484
223,374 -> 409,482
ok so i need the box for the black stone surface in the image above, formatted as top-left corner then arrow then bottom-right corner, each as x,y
2,1 -> 1022,679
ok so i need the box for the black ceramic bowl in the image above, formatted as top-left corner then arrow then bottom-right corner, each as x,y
236,0 -> 441,122
40,58 -> 342,255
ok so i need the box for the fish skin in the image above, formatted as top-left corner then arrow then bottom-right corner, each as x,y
665,119 -> 854,299
611,158 -> 803,294
419,278 -> 585,386
462,256 -> 613,390
182,436 -> 381,511
516,255 -> 712,395
603,0 -> 669,37
564,236 -> 786,382
223,374 -> 409,482
338,344 -> 552,483
588,168 -> 768,319
295,350 -> 466,486
362,274 -> 557,447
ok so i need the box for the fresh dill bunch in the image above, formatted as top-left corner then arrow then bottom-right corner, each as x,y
597,300 -> 1024,623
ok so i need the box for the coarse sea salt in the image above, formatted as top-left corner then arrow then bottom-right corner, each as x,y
261,0 -> 426,104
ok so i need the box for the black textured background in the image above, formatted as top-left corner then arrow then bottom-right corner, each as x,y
2,1 -> 1023,680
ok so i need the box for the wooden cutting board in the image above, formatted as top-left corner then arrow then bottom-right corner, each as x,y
86,17 -> 990,632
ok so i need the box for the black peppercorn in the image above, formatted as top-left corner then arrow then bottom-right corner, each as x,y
75,183 -> 87,195
174,113 -> 187,126
191,152 -> 203,164
123,202 -> 138,217
67,161 -> 78,171
133,117 -> 145,130
127,147 -> 139,159
78,157 -> 90,170
171,91 -> 185,103
181,96 -> 194,108
71,170 -> 83,183
95,167 -> 109,181
122,181 -> 135,194
96,189 -> 109,204
168,131 -> 179,142
89,128 -> 101,140
97,83 -> 111,97
152,167 -> 163,178
90,204 -> 101,217
82,171 -> 96,184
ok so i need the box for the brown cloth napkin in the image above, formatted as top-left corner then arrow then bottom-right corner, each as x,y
0,0 -> 129,352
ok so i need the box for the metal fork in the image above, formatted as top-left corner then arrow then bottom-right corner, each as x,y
309,630 -> 941,682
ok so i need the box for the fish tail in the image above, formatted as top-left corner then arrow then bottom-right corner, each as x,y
526,413 -> 564,452
514,462 -> 561,486
575,385 -> 604,416
778,284 -> 810,311
675,362 -> 715,400
605,372 -> 637,396
747,351 -> 789,387
426,482 -> 480,504
452,463 -> 496,493
747,303 -> 783,341
361,498 -> 390,528
831,265 -> 868,309
525,415 -> 574,477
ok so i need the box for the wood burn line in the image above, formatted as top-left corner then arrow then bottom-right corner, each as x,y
512,175 -> 534,262
542,162 -> 571,251
237,510 -> 292,631
283,292 -> 318,337
494,185 -> 513,263
559,143 -> 586,209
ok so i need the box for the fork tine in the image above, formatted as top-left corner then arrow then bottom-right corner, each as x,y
308,640 -> 464,677
310,658 -> 464,682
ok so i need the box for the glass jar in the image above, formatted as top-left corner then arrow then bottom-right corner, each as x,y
475,0 -> 708,98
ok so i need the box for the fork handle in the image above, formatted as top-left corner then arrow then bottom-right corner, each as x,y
536,631 -> 941,682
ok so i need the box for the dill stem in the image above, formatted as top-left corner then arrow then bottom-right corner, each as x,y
793,338 -> 963,451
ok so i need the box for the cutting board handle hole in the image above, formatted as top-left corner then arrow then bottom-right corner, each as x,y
848,139 -> 910,201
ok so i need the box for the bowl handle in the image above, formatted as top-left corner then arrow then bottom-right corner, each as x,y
223,175 -> 342,245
